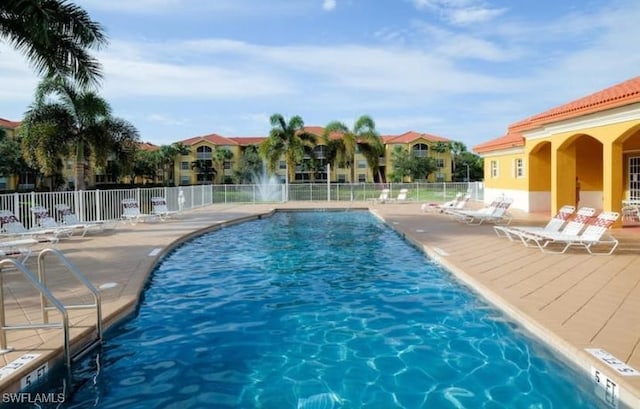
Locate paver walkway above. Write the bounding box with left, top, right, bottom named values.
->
left=0, top=202, right=638, bottom=407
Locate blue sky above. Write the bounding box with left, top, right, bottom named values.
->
left=1, top=0, right=639, bottom=149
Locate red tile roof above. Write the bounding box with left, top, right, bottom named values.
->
left=303, top=126, right=325, bottom=136
left=384, top=131, right=450, bottom=144
left=228, top=137, right=266, bottom=146
left=138, top=142, right=159, bottom=151
left=511, top=76, right=640, bottom=132
left=180, top=128, right=451, bottom=147
left=474, top=76, right=640, bottom=153
left=180, top=133, right=238, bottom=146
left=0, top=118, right=21, bottom=129
left=473, top=132, right=525, bottom=153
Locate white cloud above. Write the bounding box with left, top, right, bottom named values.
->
left=412, top=22, right=514, bottom=61
left=447, top=6, right=505, bottom=25
left=322, top=0, right=337, bottom=11
left=411, top=0, right=506, bottom=25
left=146, top=113, right=188, bottom=126
left=1, top=0, right=639, bottom=148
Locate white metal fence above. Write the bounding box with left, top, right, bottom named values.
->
left=0, top=182, right=483, bottom=229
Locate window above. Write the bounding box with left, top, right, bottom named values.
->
left=314, top=145, right=326, bottom=159
left=629, top=156, right=640, bottom=200
left=358, top=160, right=366, bottom=169
left=180, top=176, right=190, bottom=185
left=436, top=159, right=445, bottom=168
left=514, top=158, right=524, bottom=178
left=196, top=146, right=212, bottom=161
left=337, top=174, right=346, bottom=183
left=224, top=161, right=232, bottom=170
left=181, top=161, right=189, bottom=170
left=358, top=174, right=366, bottom=183
left=412, top=143, right=429, bottom=157
left=491, top=160, right=499, bottom=178
left=279, top=161, right=286, bottom=170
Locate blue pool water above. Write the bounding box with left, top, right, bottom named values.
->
left=56, top=211, right=603, bottom=408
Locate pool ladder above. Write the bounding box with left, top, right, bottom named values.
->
left=0, top=248, right=103, bottom=382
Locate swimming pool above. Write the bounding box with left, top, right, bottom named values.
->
left=54, top=211, right=604, bottom=408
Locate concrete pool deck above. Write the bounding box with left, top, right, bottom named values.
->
left=0, top=201, right=638, bottom=407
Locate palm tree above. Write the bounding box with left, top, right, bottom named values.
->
left=190, top=159, right=216, bottom=184
left=259, top=114, right=316, bottom=184
left=214, top=148, right=234, bottom=184
left=322, top=115, right=382, bottom=183
left=20, top=76, right=140, bottom=190
left=234, top=144, right=264, bottom=183
left=158, top=142, right=189, bottom=186
left=431, top=141, right=450, bottom=182
left=132, top=149, right=158, bottom=185
left=1, top=0, right=107, bottom=86
left=449, top=141, right=467, bottom=179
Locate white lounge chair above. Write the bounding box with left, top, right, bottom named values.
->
left=121, top=198, right=155, bottom=225
left=517, top=211, right=619, bottom=255
left=54, top=204, right=112, bottom=237
left=515, top=207, right=596, bottom=249
left=370, top=189, right=390, bottom=204
left=447, top=197, right=513, bottom=225
left=422, top=192, right=470, bottom=213
left=151, top=197, right=179, bottom=221
left=30, top=206, right=75, bottom=238
left=0, top=238, right=37, bottom=263
left=494, top=205, right=576, bottom=240
left=389, top=188, right=409, bottom=203
left=0, top=210, right=62, bottom=243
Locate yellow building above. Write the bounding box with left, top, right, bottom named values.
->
left=474, top=76, right=640, bottom=221
left=177, top=133, right=247, bottom=185
left=1, top=115, right=456, bottom=189
left=383, top=131, right=453, bottom=183
left=175, top=127, right=454, bottom=184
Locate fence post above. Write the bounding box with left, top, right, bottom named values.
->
left=12, top=192, right=18, bottom=219
left=94, top=190, right=100, bottom=221
left=28, top=191, right=36, bottom=228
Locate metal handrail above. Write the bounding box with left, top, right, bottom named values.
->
left=0, top=258, right=71, bottom=377
left=37, top=248, right=103, bottom=348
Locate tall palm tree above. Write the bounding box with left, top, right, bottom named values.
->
left=234, top=144, right=264, bottom=183
left=1, top=0, right=107, bottom=86
left=322, top=115, right=382, bottom=183
left=214, top=148, right=233, bottom=184
left=259, top=114, right=316, bottom=184
left=449, top=141, right=467, bottom=178
left=20, top=76, right=140, bottom=190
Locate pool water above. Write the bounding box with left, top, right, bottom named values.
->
left=56, top=211, right=603, bottom=408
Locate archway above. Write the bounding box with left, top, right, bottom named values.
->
left=555, top=134, right=603, bottom=210
left=527, top=141, right=551, bottom=212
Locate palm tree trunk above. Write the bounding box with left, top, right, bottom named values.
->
left=75, top=141, right=85, bottom=190
left=75, top=161, right=86, bottom=190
